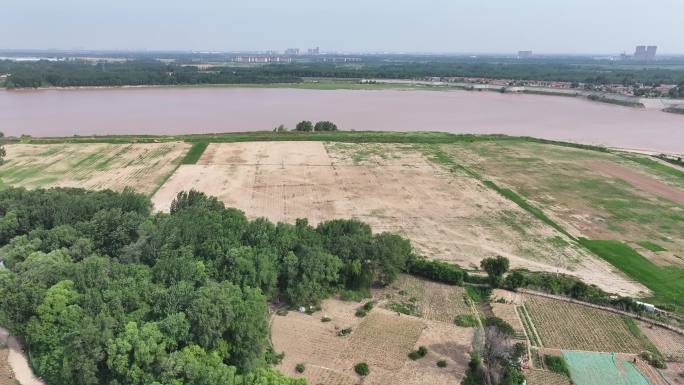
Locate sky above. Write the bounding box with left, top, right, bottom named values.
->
left=2, top=0, right=683, bottom=54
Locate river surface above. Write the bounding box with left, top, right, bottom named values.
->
left=1, top=87, right=682, bottom=153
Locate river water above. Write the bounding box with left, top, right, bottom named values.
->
left=0, top=87, right=682, bottom=153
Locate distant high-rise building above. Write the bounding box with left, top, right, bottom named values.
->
left=517, top=50, right=533, bottom=59
left=634, top=45, right=657, bottom=60
left=284, top=48, right=300, bottom=55
left=307, top=47, right=320, bottom=55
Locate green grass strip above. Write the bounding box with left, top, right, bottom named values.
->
left=483, top=180, right=573, bottom=239
left=635, top=241, right=666, bottom=252
left=181, top=142, right=209, bottom=164
left=579, top=239, right=684, bottom=312
left=10, top=131, right=608, bottom=153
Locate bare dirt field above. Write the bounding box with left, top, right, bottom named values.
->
left=637, top=321, right=684, bottom=362
left=271, top=298, right=473, bottom=385
left=0, top=143, right=190, bottom=195
left=0, top=348, right=13, bottom=385
left=445, top=141, right=684, bottom=268
left=586, top=160, right=684, bottom=206
left=663, top=362, right=684, bottom=385
left=152, top=141, right=645, bottom=296
left=491, top=302, right=525, bottom=338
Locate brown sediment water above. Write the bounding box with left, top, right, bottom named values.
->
left=0, top=87, right=682, bottom=153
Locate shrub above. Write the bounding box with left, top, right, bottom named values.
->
left=387, top=301, right=419, bottom=316
left=337, top=327, right=352, bottom=337
left=544, top=355, right=569, bottom=376
left=265, top=348, right=285, bottom=365
left=355, top=309, right=367, bottom=317
left=295, top=363, right=305, bottom=373
left=321, top=316, right=332, bottom=322
left=408, top=346, right=428, bottom=360
left=406, top=256, right=466, bottom=285
left=455, top=314, right=478, bottom=327
left=363, top=301, right=375, bottom=311
left=354, top=362, right=369, bottom=376
left=484, top=317, right=515, bottom=336
left=340, top=289, right=369, bottom=302
left=294, top=120, right=313, bottom=132
left=437, top=359, right=447, bottom=368
left=314, top=121, right=338, bottom=132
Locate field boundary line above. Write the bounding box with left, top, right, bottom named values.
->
left=519, top=304, right=544, bottom=348
left=514, top=305, right=534, bottom=366
left=519, top=289, right=684, bottom=336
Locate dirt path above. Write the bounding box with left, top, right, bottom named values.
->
left=0, top=328, right=45, bottom=385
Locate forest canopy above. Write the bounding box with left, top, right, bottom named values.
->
left=2, top=59, right=684, bottom=89
left=0, top=187, right=419, bottom=385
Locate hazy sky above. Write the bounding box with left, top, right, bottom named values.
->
left=3, top=0, right=683, bottom=54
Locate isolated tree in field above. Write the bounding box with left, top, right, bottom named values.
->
left=0, top=132, right=6, bottom=164
left=294, top=120, right=313, bottom=132
left=481, top=255, right=510, bottom=288
left=314, top=121, right=338, bottom=131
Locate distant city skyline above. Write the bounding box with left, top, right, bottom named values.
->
left=1, top=0, right=683, bottom=54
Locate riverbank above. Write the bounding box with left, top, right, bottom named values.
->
left=7, top=79, right=684, bottom=111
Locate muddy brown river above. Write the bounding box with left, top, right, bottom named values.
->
left=0, top=87, right=682, bottom=153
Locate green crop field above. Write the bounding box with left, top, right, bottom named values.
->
left=579, top=239, right=684, bottom=311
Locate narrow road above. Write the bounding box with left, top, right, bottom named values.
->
left=0, top=327, right=45, bottom=385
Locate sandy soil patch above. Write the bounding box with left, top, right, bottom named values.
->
left=0, top=328, right=44, bottom=385
left=0, top=348, right=13, bottom=385
left=662, top=362, right=684, bottom=385
left=152, top=141, right=645, bottom=296
left=0, top=143, right=189, bottom=195
left=586, top=160, right=684, bottom=206
left=271, top=298, right=473, bottom=385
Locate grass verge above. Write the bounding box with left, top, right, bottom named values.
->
left=483, top=180, right=573, bottom=239
left=579, top=239, right=684, bottom=312
left=181, top=142, right=209, bottom=164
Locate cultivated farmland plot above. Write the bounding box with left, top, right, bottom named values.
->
left=637, top=321, right=684, bottom=362
left=0, top=143, right=190, bottom=195
left=524, top=295, right=649, bottom=353
left=152, top=141, right=644, bottom=296
left=378, top=275, right=472, bottom=323
left=525, top=369, right=572, bottom=385
left=271, top=298, right=473, bottom=385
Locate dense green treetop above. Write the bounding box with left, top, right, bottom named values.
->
left=0, top=187, right=414, bottom=385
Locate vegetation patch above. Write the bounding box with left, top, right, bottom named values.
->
left=455, top=314, right=478, bottom=327
left=354, top=362, right=369, bottom=376
left=635, top=240, right=666, bottom=252
left=181, top=141, right=209, bottom=164
left=407, top=346, right=428, bottom=360
left=544, top=355, right=570, bottom=376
